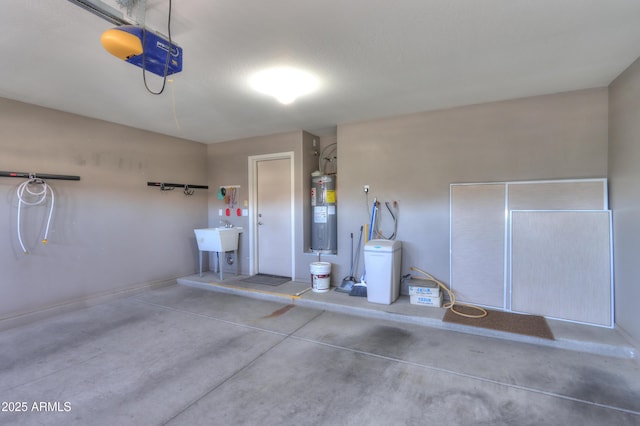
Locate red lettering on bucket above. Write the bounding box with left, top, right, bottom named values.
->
left=311, top=272, right=331, bottom=292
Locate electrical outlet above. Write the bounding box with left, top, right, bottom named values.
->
left=364, top=185, right=370, bottom=193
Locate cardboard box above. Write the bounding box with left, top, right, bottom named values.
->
left=410, top=294, right=442, bottom=307
left=402, top=277, right=441, bottom=296
left=408, top=284, right=440, bottom=297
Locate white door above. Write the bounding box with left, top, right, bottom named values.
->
left=256, top=157, right=292, bottom=277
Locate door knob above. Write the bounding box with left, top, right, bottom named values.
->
left=258, top=221, right=264, bottom=226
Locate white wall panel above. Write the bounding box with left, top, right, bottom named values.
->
left=508, top=180, right=607, bottom=210
left=451, top=184, right=506, bottom=308
left=451, top=178, right=611, bottom=326
left=510, top=211, right=612, bottom=327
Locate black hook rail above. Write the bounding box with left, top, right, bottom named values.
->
left=0, top=171, right=81, bottom=181
left=147, top=182, right=208, bottom=189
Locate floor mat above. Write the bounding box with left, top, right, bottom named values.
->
left=443, top=306, right=554, bottom=340
left=240, top=274, right=291, bottom=286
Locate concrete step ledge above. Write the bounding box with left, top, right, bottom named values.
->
left=178, top=275, right=637, bottom=360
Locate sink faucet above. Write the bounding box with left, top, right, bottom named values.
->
left=220, top=219, right=233, bottom=228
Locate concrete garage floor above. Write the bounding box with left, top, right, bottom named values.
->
left=1, top=281, right=639, bottom=425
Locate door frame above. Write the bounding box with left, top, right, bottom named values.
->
left=248, top=151, right=296, bottom=278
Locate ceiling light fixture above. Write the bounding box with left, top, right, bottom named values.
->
left=249, top=66, right=319, bottom=105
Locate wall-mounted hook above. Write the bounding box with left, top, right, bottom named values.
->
left=147, top=182, right=209, bottom=194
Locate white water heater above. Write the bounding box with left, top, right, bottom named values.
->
left=311, top=173, right=337, bottom=253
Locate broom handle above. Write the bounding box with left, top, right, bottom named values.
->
left=348, top=233, right=355, bottom=276
left=353, top=226, right=363, bottom=277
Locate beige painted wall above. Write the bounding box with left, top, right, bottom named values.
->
left=0, top=98, right=208, bottom=324
left=609, top=57, right=640, bottom=344
left=206, top=130, right=319, bottom=280
left=335, top=88, right=609, bottom=287
left=203, top=89, right=608, bottom=297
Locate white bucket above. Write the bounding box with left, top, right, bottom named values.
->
left=310, top=262, right=331, bottom=292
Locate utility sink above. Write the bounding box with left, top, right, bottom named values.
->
left=194, top=227, right=243, bottom=279
left=194, top=227, right=243, bottom=252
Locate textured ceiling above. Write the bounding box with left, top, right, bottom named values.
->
left=2, top=0, right=640, bottom=143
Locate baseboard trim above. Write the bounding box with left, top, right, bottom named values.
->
left=0, top=278, right=176, bottom=332
left=616, top=323, right=640, bottom=359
